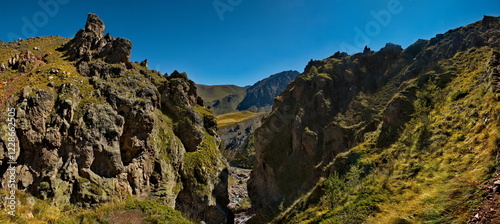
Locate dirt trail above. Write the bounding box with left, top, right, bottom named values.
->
left=469, top=172, right=500, bottom=224
left=107, top=210, right=145, bottom=224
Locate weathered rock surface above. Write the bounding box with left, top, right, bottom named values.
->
left=7, top=50, right=45, bottom=72
left=65, top=13, right=132, bottom=64
left=218, top=113, right=266, bottom=164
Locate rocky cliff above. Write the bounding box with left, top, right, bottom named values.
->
left=0, top=14, right=231, bottom=224
left=248, top=16, right=500, bottom=223
left=217, top=111, right=267, bottom=168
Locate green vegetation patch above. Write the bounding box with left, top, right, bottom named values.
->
left=125, top=200, right=192, bottom=224
left=0, top=189, right=191, bottom=224
left=182, top=131, right=226, bottom=195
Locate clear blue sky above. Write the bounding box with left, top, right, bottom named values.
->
left=1, top=0, right=499, bottom=86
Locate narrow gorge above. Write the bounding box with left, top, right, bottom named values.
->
left=1, top=12, right=500, bottom=224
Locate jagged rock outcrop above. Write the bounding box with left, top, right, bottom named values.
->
left=489, top=51, right=500, bottom=94
left=65, top=13, right=132, bottom=64
left=0, top=14, right=231, bottom=224
left=7, top=51, right=45, bottom=72
left=159, top=70, right=208, bottom=152
left=248, top=16, right=500, bottom=223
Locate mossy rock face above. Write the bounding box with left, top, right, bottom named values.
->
left=376, top=85, right=417, bottom=148
left=0, top=14, right=230, bottom=223
left=176, top=132, right=232, bottom=223
left=70, top=177, right=111, bottom=207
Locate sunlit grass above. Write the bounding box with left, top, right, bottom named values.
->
left=216, top=110, right=267, bottom=127
left=0, top=190, right=192, bottom=224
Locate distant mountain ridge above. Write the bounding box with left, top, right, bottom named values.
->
left=197, top=70, right=300, bottom=114
left=196, top=84, right=246, bottom=114
left=237, top=70, right=300, bottom=112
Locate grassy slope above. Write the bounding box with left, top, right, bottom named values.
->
left=196, top=84, right=247, bottom=115
left=278, top=47, right=499, bottom=223
left=216, top=110, right=267, bottom=128
left=0, top=190, right=192, bottom=224
left=196, top=84, right=246, bottom=102
left=0, top=37, right=94, bottom=110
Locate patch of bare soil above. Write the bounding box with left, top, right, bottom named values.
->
left=107, top=210, right=145, bottom=224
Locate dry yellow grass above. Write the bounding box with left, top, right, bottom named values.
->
left=216, top=110, right=267, bottom=127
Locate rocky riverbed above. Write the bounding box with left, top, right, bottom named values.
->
left=228, top=166, right=254, bottom=224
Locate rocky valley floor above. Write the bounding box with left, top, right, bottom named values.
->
left=228, top=166, right=254, bottom=224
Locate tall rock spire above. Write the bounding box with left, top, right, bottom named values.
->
left=65, top=13, right=132, bottom=64
left=84, top=13, right=105, bottom=39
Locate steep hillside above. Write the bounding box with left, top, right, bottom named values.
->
left=197, top=70, right=299, bottom=115
left=248, top=16, right=500, bottom=223
left=0, top=14, right=231, bottom=224
left=196, top=84, right=246, bottom=115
